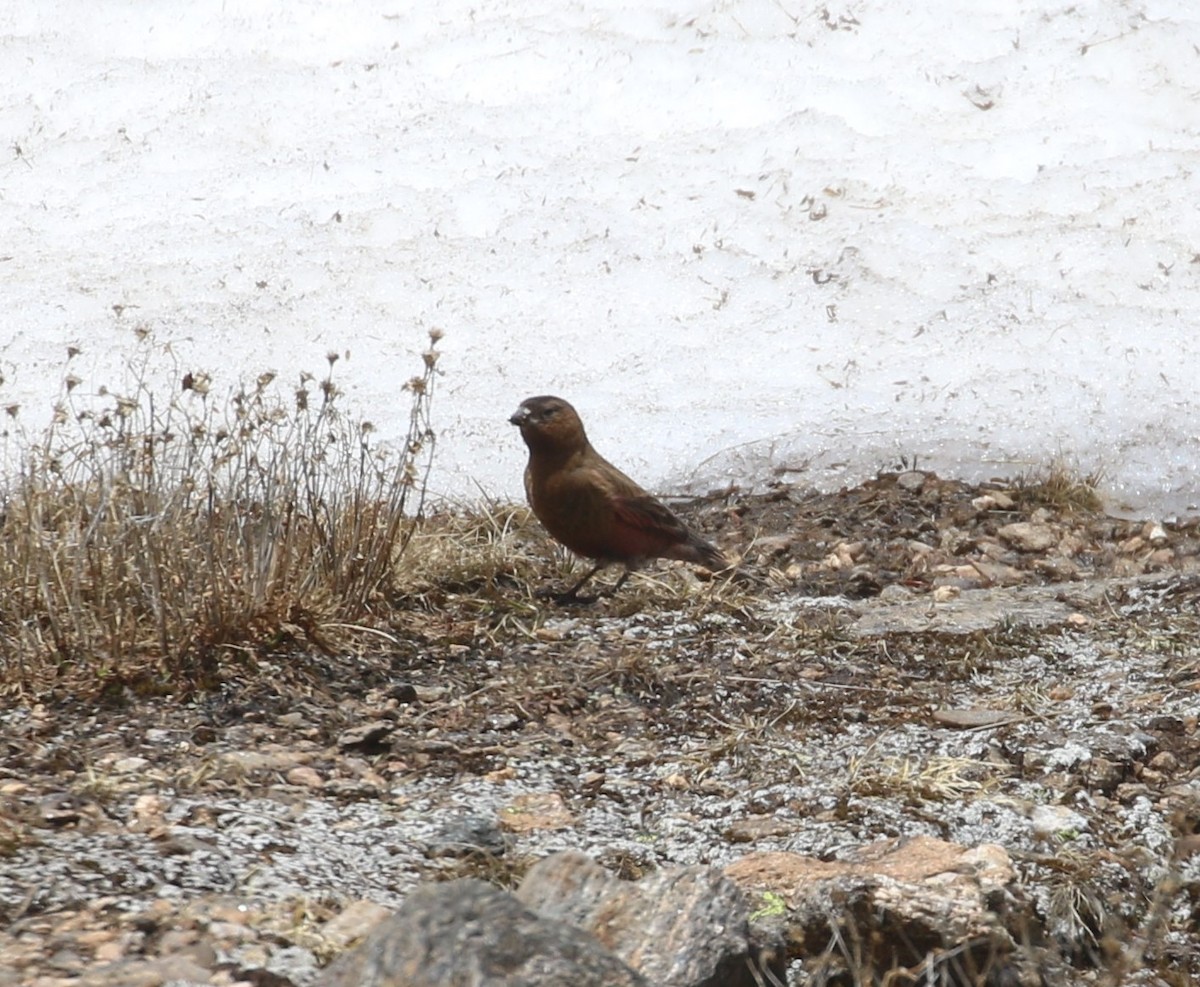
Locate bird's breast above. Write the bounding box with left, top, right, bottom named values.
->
left=526, top=468, right=618, bottom=560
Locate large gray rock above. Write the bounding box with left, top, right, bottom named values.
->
left=317, top=878, right=647, bottom=987
left=517, top=850, right=784, bottom=987
left=317, top=852, right=784, bottom=987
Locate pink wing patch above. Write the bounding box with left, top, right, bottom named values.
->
left=609, top=495, right=688, bottom=559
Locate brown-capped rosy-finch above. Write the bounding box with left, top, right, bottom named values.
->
left=510, top=395, right=727, bottom=602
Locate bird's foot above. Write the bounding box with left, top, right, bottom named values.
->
left=725, top=564, right=764, bottom=587
left=557, top=591, right=600, bottom=605
left=533, top=584, right=599, bottom=605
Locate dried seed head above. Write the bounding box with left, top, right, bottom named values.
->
left=183, top=372, right=211, bottom=395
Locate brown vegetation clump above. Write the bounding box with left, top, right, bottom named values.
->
left=0, top=330, right=442, bottom=701
left=1011, top=460, right=1105, bottom=515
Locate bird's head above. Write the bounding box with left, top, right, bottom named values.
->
left=509, top=395, right=588, bottom=455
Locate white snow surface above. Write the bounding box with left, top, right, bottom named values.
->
left=2, top=0, right=1198, bottom=514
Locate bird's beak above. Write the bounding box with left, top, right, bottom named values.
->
left=509, top=406, right=529, bottom=426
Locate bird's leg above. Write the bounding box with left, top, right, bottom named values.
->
left=600, top=566, right=634, bottom=598
left=536, top=562, right=605, bottom=604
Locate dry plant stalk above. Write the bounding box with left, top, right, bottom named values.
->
left=0, top=330, right=442, bottom=699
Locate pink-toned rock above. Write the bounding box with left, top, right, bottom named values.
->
left=286, top=766, right=325, bottom=788
left=321, top=900, right=393, bottom=950
left=997, top=521, right=1058, bottom=553
left=726, top=836, right=1032, bottom=983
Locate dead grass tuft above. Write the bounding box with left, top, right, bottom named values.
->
left=396, top=502, right=543, bottom=598
left=1011, top=460, right=1105, bottom=515
left=846, top=752, right=1001, bottom=803
left=0, top=330, right=441, bottom=701
left=425, top=849, right=534, bottom=892
left=586, top=646, right=670, bottom=697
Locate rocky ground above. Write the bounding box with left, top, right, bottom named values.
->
left=1, top=470, right=1198, bottom=985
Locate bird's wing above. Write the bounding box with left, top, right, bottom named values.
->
left=609, top=492, right=690, bottom=543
